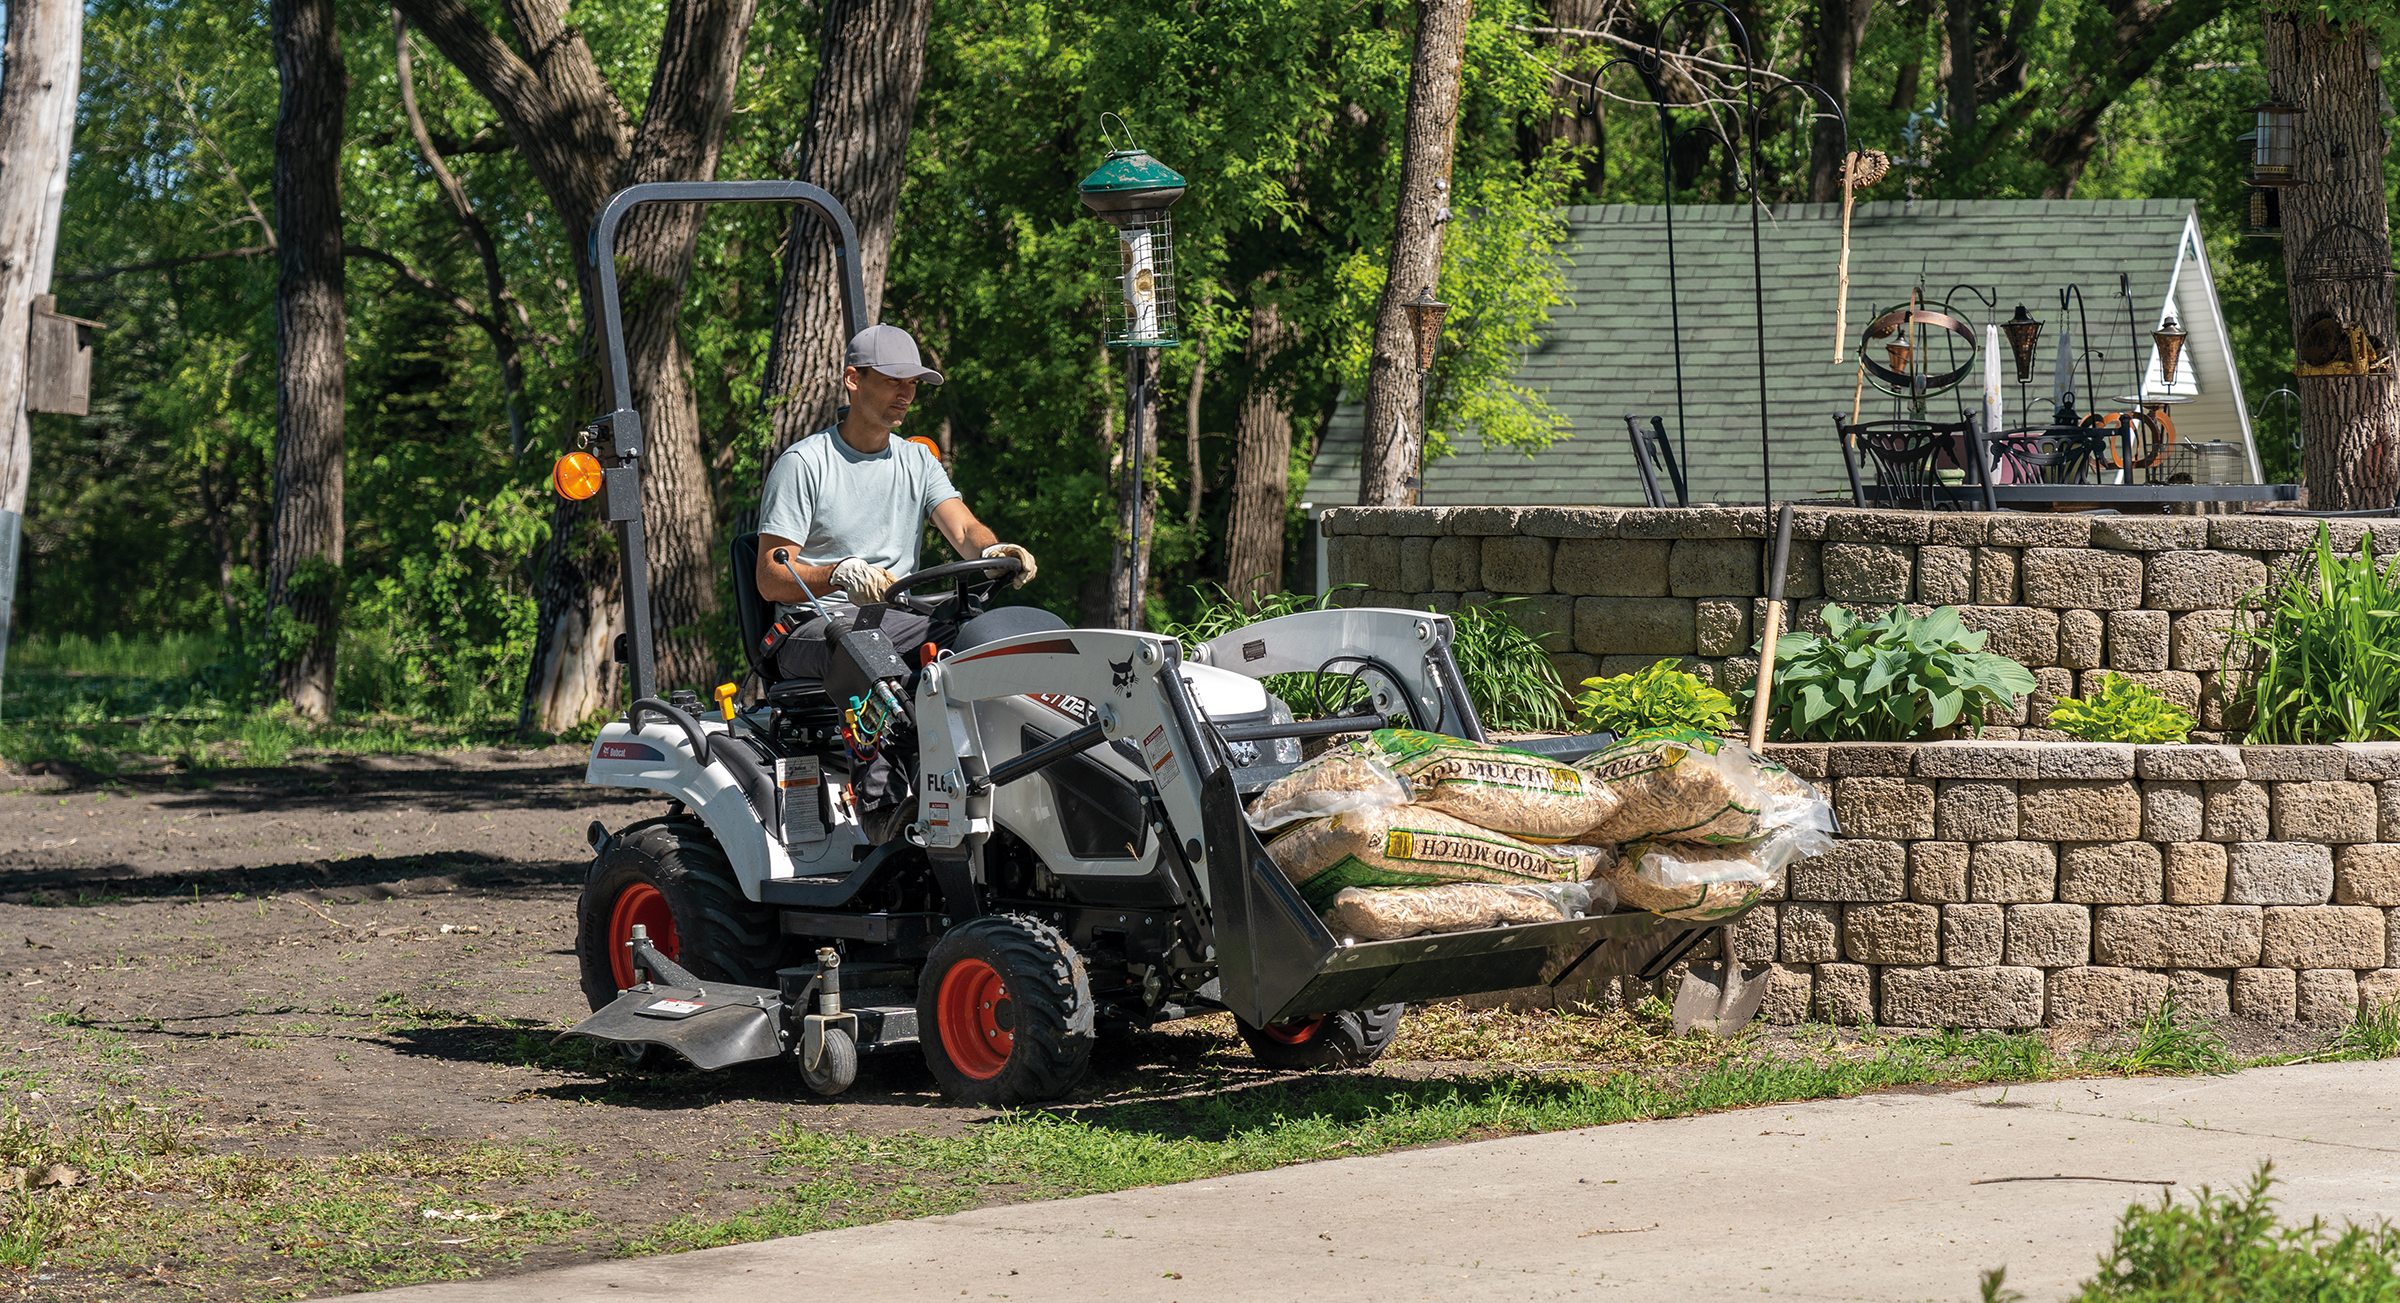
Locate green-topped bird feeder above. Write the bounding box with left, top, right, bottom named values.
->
left=1079, top=124, right=1186, bottom=349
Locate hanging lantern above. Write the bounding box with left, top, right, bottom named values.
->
left=2250, top=102, right=2303, bottom=187
left=1402, top=289, right=1448, bottom=372
left=2152, top=316, right=2189, bottom=386
left=2001, top=305, right=2042, bottom=385
left=1885, top=340, right=1914, bottom=376
left=1078, top=135, right=1187, bottom=349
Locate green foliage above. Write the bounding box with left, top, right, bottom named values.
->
left=1158, top=587, right=1566, bottom=731
left=1747, top=605, right=2037, bottom=743
left=2236, top=526, right=2400, bottom=744
left=2064, top=1164, right=2400, bottom=1302
left=2326, top=999, right=2400, bottom=1063
left=2101, top=994, right=2236, bottom=1077
left=2050, top=673, right=2195, bottom=745
left=1573, top=662, right=1734, bottom=737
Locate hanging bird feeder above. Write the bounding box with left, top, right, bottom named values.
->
left=2249, top=102, right=2303, bottom=188
left=1078, top=121, right=1187, bottom=349
left=2152, top=316, right=2189, bottom=386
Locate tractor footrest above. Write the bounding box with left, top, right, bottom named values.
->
left=556, top=982, right=786, bottom=1070
left=853, top=1004, right=918, bottom=1052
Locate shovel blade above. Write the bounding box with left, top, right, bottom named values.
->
left=1671, top=961, right=1772, bottom=1037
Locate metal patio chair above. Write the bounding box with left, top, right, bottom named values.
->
left=1836, top=416, right=1989, bottom=511
left=1623, top=414, right=1688, bottom=508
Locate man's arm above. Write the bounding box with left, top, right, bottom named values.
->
left=755, top=535, right=841, bottom=604
left=930, top=498, right=999, bottom=560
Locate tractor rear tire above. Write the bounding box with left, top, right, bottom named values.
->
left=577, top=817, right=788, bottom=1012
left=917, top=914, right=1095, bottom=1106
left=1236, top=1004, right=1406, bottom=1070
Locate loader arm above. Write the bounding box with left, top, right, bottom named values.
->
left=1190, top=607, right=1484, bottom=743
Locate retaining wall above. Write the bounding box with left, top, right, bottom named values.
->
left=1697, top=739, right=2400, bottom=1029
left=1315, top=505, right=2396, bottom=742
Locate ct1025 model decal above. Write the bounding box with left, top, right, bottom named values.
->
left=1026, top=692, right=1095, bottom=726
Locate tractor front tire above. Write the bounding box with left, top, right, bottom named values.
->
left=1237, top=1004, right=1406, bottom=1070
left=917, top=914, right=1095, bottom=1106
left=577, top=817, right=787, bottom=1012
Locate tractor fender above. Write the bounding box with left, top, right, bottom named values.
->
left=586, top=719, right=789, bottom=900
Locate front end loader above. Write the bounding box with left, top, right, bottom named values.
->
left=550, top=181, right=1755, bottom=1104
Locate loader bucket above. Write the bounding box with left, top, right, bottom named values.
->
left=1195, top=758, right=1723, bottom=1027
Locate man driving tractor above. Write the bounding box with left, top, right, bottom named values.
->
left=753, top=323, right=1038, bottom=682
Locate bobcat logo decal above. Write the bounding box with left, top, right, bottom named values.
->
left=1109, top=655, right=1137, bottom=693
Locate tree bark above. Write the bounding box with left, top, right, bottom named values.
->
left=1531, top=0, right=1610, bottom=199
left=1105, top=350, right=1162, bottom=628
left=1358, top=0, right=1472, bottom=507
left=1888, top=0, right=1928, bottom=111
left=760, top=0, right=934, bottom=451
left=1184, top=322, right=1207, bottom=531
left=2013, top=0, right=2228, bottom=196
left=0, top=0, right=81, bottom=678
left=269, top=0, right=348, bottom=720
left=1223, top=300, right=1291, bottom=605
left=395, top=0, right=760, bottom=731
left=1807, top=0, right=1873, bottom=202
left=1944, top=0, right=1979, bottom=142
left=2266, top=5, right=2399, bottom=511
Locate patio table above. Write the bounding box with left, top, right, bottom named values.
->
left=1860, top=483, right=2301, bottom=511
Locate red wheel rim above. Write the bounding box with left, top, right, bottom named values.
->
left=607, top=882, right=679, bottom=990
left=1258, top=1016, right=1324, bottom=1045
left=936, top=957, right=1013, bottom=1080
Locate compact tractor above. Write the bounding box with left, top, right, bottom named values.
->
left=554, top=182, right=1744, bottom=1105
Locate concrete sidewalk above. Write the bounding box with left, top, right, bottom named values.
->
left=349, top=1061, right=2400, bottom=1303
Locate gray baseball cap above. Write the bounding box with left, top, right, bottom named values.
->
left=844, top=324, right=944, bottom=384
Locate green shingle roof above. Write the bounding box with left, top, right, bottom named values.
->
left=1309, top=198, right=2223, bottom=507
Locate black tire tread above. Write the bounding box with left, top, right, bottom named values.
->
left=916, top=913, right=1095, bottom=1106
left=576, top=817, right=787, bottom=1012
left=1238, top=1002, right=1407, bottom=1070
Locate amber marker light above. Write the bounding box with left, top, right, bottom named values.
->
left=553, top=450, right=604, bottom=501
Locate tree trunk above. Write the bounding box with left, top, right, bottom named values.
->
left=1531, top=0, right=1608, bottom=199
left=2267, top=5, right=2399, bottom=511
left=395, top=0, right=761, bottom=731
left=760, top=0, right=933, bottom=451
left=269, top=0, right=347, bottom=721
left=1357, top=0, right=1472, bottom=507
left=1106, top=349, right=1161, bottom=628
left=1223, top=301, right=1291, bottom=605
left=1807, top=0, right=1873, bottom=202
left=1944, top=0, right=1979, bottom=143
left=1888, top=0, right=1927, bottom=111
left=0, top=0, right=81, bottom=683
left=1184, top=321, right=1207, bottom=530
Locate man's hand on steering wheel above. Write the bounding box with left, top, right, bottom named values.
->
left=880, top=554, right=1027, bottom=616
left=981, top=543, right=1037, bottom=588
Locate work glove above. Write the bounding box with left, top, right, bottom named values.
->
left=832, top=557, right=898, bottom=603
left=982, top=542, right=1038, bottom=588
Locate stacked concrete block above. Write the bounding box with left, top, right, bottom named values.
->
left=1316, top=506, right=2400, bottom=1029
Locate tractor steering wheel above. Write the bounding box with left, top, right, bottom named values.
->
left=881, top=555, right=1024, bottom=617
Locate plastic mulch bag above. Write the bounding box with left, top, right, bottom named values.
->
left=1577, top=728, right=1772, bottom=846
left=1595, top=825, right=1836, bottom=921
left=1266, top=805, right=1608, bottom=913
left=1755, top=760, right=1838, bottom=836
left=1325, top=879, right=1612, bottom=942
left=1245, top=743, right=1412, bottom=831
left=1369, top=728, right=1620, bottom=844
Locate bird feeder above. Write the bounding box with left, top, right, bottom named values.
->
left=1402, top=289, right=1448, bottom=372
left=2152, top=316, right=2189, bottom=386
left=2250, top=102, right=2303, bottom=187
left=2246, top=187, right=2283, bottom=239
left=2001, top=305, right=2042, bottom=386
left=1078, top=132, right=1186, bottom=349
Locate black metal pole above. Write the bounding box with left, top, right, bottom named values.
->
left=1123, top=346, right=1149, bottom=631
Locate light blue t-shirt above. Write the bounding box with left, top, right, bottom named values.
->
left=757, top=427, right=960, bottom=595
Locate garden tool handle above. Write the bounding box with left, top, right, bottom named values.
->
left=1748, top=503, right=1795, bottom=751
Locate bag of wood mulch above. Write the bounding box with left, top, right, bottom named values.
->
left=1245, top=744, right=1412, bottom=831
left=1577, top=729, right=1775, bottom=846
left=1266, top=805, right=1607, bottom=913
left=1368, top=728, right=1620, bottom=844
left=1594, top=825, right=1836, bottom=922
left=1325, top=879, right=1613, bottom=942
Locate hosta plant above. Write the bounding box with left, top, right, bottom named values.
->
left=1749, top=604, right=2036, bottom=743
left=2049, top=673, right=2194, bottom=744
left=1573, top=661, right=1734, bottom=737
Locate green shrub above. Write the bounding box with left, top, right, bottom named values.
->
left=1158, top=585, right=1566, bottom=731
left=2050, top=673, right=2195, bottom=744
left=1744, top=604, right=2036, bottom=743
left=2235, top=524, right=2400, bottom=743
left=1573, top=662, right=1733, bottom=737
left=2054, top=1163, right=2400, bottom=1302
